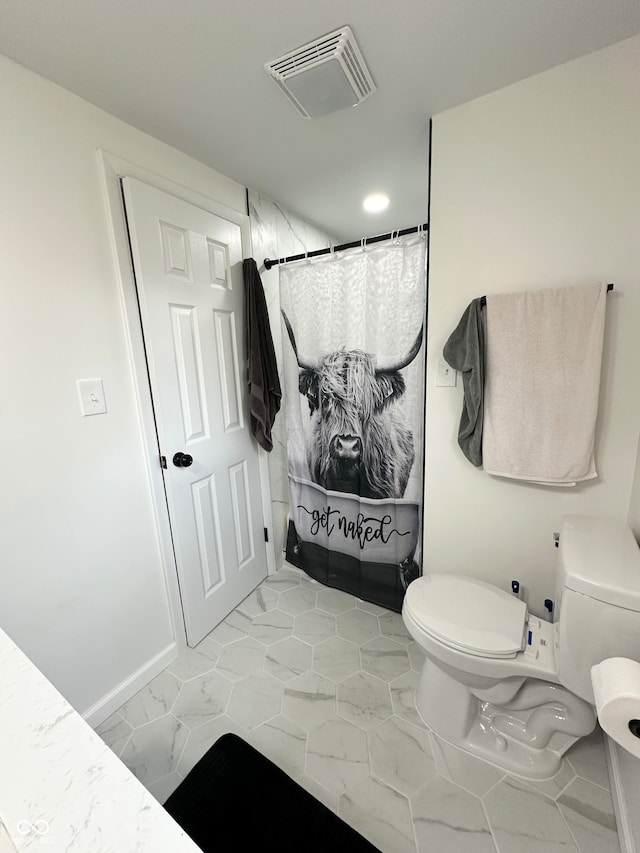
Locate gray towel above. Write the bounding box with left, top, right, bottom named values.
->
left=243, top=258, right=281, bottom=452
left=443, top=299, right=485, bottom=467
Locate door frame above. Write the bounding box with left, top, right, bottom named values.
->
left=98, top=150, right=276, bottom=649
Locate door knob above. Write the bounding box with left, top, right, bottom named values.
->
left=173, top=452, right=193, bottom=468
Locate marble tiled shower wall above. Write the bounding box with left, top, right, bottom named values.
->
left=248, top=191, right=337, bottom=568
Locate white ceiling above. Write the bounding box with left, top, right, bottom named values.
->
left=1, top=0, right=640, bottom=240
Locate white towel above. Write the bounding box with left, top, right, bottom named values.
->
left=482, top=283, right=606, bottom=485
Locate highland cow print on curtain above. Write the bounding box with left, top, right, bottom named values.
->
left=280, top=234, right=426, bottom=612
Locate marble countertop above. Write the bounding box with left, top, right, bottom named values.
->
left=0, top=628, right=201, bottom=852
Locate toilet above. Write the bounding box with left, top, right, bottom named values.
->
left=402, top=515, right=640, bottom=779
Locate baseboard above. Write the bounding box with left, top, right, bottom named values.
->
left=81, top=642, right=178, bottom=728
left=604, top=735, right=636, bottom=853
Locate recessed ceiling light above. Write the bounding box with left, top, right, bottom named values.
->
left=363, top=193, right=389, bottom=213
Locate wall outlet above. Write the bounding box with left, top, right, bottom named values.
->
left=436, top=356, right=457, bottom=387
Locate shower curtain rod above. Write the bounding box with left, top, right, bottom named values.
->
left=262, top=222, right=429, bottom=270
left=479, top=283, right=614, bottom=307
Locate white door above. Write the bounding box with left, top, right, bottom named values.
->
left=122, top=177, right=267, bottom=646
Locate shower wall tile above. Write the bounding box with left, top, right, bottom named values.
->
left=248, top=190, right=336, bottom=569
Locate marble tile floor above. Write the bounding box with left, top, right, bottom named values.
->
left=94, top=565, right=620, bottom=853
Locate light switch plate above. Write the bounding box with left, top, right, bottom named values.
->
left=77, top=379, right=107, bottom=416
left=436, top=356, right=457, bottom=387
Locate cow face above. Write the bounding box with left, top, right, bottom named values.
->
left=298, top=350, right=405, bottom=433
left=300, top=350, right=407, bottom=493
left=282, top=311, right=423, bottom=499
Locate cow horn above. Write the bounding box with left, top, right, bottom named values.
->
left=376, top=325, right=424, bottom=373
left=281, top=310, right=319, bottom=370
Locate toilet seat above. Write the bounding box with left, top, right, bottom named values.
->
left=404, top=575, right=527, bottom=659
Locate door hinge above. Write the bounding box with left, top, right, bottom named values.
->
left=160, top=455, right=167, bottom=469
left=264, top=527, right=269, bottom=543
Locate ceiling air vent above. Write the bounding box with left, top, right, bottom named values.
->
left=265, top=26, right=376, bottom=119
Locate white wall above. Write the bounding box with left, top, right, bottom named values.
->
left=621, top=436, right=640, bottom=853
left=0, top=55, right=247, bottom=716
left=248, top=191, right=335, bottom=567
left=627, top=434, right=640, bottom=538
left=426, top=34, right=640, bottom=616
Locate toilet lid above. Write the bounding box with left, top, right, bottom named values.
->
left=405, top=575, right=527, bottom=658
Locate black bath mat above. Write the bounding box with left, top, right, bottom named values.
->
left=164, top=733, right=380, bottom=852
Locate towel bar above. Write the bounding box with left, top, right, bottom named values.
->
left=479, top=283, right=613, bottom=308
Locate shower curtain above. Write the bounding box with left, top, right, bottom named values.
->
left=280, top=234, right=426, bottom=612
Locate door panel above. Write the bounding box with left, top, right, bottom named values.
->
left=122, top=177, right=267, bottom=645
left=192, top=475, right=224, bottom=593
left=170, top=303, right=208, bottom=441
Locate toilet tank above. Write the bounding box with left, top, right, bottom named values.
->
left=556, top=515, right=640, bottom=703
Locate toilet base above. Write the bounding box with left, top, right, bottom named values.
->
left=416, top=657, right=596, bottom=780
